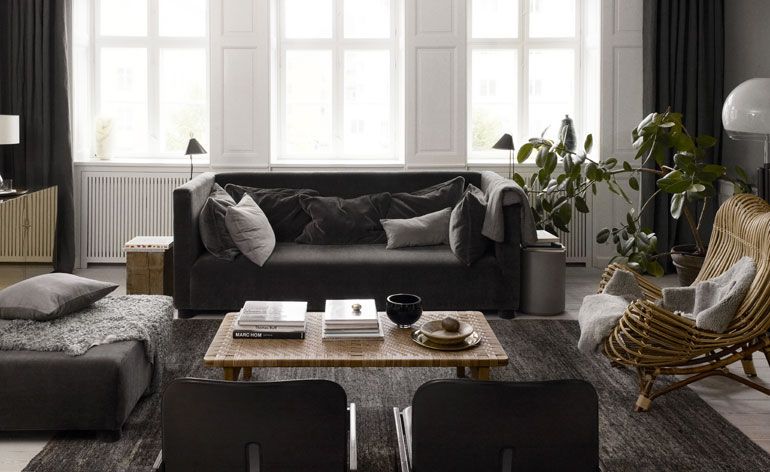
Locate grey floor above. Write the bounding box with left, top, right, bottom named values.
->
left=0, top=264, right=768, bottom=470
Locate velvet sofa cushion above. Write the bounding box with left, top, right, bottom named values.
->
left=450, top=184, right=490, bottom=266
left=380, top=207, right=452, bottom=249
left=0, top=273, right=118, bottom=321
left=387, top=176, right=466, bottom=219
left=199, top=183, right=239, bottom=260
left=224, top=184, right=319, bottom=241
left=225, top=195, right=276, bottom=267
left=296, top=192, right=392, bottom=244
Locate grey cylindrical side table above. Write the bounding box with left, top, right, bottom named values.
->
left=520, top=243, right=566, bottom=315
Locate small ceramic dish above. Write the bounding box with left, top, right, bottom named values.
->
left=419, top=319, right=474, bottom=345
left=411, top=329, right=481, bottom=351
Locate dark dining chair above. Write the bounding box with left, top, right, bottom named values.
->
left=153, top=378, right=357, bottom=471
left=393, top=379, right=599, bottom=472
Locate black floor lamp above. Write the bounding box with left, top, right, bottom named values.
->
left=185, top=137, right=207, bottom=180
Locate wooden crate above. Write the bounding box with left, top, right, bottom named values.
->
left=126, top=248, right=173, bottom=296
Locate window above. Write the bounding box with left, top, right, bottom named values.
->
left=275, top=0, right=401, bottom=163
left=468, top=0, right=599, bottom=162
left=79, top=0, right=209, bottom=158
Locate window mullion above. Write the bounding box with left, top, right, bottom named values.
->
left=148, top=0, right=160, bottom=155
left=334, top=0, right=343, bottom=157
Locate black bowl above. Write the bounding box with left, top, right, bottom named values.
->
left=386, top=293, right=423, bottom=328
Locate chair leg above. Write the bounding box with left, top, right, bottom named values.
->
left=741, top=358, right=758, bottom=378
left=635, top=372, right=656, bottom=412
left=764, top=347, right=770, bottom=369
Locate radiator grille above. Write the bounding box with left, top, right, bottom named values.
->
left=0, top=187, right=58, bottom=263
left=83, top=174, right=187, bottom=263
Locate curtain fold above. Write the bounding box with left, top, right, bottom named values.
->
left=641, top=0, right=725, bottom=265
left=0, top=0, right=75, bottom=272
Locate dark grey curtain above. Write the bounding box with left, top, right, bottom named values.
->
left=0, top=0, right=75, bottom=272
left=642, top=0, right=724, bottom=264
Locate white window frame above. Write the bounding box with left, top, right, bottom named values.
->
left=274, top=0, right=403, bottom=164
left=467, top=0, right=589, bottom=163
left=90, top=0, right=210, bottom=159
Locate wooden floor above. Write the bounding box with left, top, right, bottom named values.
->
left=0, top=264, right=768, bottom=470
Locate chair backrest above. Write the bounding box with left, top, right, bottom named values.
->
left=696, top=194, right=770, bottom=334
left=161, top=378, right=348, bottom=472
left=410, top=379, right=599, bottom=471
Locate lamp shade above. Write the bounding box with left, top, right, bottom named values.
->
left=722, top=78, right=770, bottom=140
left=0, top=115, right=20, bottom=145
left=492, top=133, right=515, bottom=151
left=185, top=137, right=207, bottom=155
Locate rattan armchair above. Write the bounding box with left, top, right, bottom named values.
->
left=600, top=194, right=770, bottom=412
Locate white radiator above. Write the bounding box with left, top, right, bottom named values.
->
left=81, top=173, right=187, bottom=264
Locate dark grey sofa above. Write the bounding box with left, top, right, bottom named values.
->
left=0, top=341, right=152, bottom=434
left=173, top=171, right=523, bottom=316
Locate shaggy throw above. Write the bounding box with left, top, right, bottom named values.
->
left=0, top=295, right=173, bottom=390
left=578, top=269, right=642, bottom=353
left=661, top=256, right=756, bottom=333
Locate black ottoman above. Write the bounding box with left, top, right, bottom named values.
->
left=0, top=340, right=152, bottom=434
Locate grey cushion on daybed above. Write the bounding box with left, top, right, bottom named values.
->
left=381, top=207, right=452, bottom=249
left=0, top=273, right=118, bottom=321
left=450, top=184, right=490, bottom=266
left=199, top=183, right=239, bottom=261
left=225, top=195, right=276, bottom=267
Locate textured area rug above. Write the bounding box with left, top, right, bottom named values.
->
left=24, top=319, right=770, bottom=471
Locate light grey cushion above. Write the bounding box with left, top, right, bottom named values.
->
left=199, top=183, right=239, bottom=261
left=225, top=195, right=276, bottom=267
left=380, top=208, right=452, bottom=250
left=0, top=273, right=118, bottom=321
left=449, top=184, right=490, bottom=266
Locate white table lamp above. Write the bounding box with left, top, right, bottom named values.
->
left=0, top=115, right=21, bottom=187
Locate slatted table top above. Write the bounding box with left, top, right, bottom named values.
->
left=204, top=311, right=509, bottom=369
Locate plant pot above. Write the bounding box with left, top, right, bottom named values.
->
left=670, top=244, right=705, bottom=286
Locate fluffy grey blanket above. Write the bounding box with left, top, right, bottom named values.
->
left=480, top=172, right=538, bottom=245
left=578, top=257, right=756, bottom=353
left=661, top=256, right=755, bottom=333
left=0, top=295, right=173, bottom=391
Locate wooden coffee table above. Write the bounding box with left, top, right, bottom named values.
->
left=204, top=311, right=508, bottom=381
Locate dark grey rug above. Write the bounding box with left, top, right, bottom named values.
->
left=23, top=319, right=770, bottom=472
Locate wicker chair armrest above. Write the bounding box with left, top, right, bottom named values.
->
left=598, top=263, right=663, bottom=301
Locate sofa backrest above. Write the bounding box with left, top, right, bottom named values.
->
left=214, top=171, right=483, bottom=198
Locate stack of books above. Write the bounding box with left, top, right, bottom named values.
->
left=322, top=299, right=383, bottom=341
left=233, top=301, right=307, bottom=339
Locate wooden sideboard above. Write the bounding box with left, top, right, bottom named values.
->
left=0, top=186, right=58, bottom=263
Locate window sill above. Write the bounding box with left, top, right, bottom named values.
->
left=73, top=157, right=210, bottom=167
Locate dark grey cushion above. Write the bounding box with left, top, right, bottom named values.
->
left=199, top=184, right=239, bottom=261
left=450, top=184, right=490, bottom=266
left=387, top=177, right=466, bottom=219
left=0, top=273, right=118, bottom=321
left=381, top=208, right=451, bottom=249
left=225, top=195, right=276, bottom=267
left=225, top=184, right=319, bottom=241
left=296, top=193, right=392, bottom=244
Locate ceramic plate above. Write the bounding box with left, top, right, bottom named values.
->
left=411, top=329, right=481, bottom=351
left=419, top=319, right=474, bottom=345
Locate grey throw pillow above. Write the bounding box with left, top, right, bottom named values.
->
left=387, top=177, right=466, bottom=219
left=199, top=183, right=239, bottom=261
left=450, top=184, right=490, bottom=266
left=380, top=208, right=452, bottom=249
left=225, top=195, right=276, bottom=267
left=0, top=273, right=118, bottom=321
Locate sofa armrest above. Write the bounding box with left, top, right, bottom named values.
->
left=173, top=173, right=215, bottom=310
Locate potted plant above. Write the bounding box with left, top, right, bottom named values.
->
left=513, top=110, right=750, bottom=284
